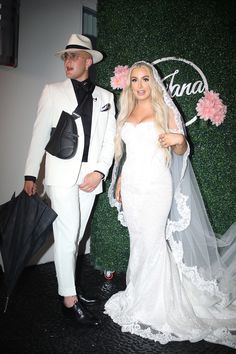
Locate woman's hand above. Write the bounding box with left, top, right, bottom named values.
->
left=115, top=176, right=122, bottom=203
left=159, top=133, right=187, bottom=155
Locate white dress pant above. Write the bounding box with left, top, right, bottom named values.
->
left=47, top=184, right=96, bottom=296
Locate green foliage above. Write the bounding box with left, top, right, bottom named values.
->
left=90, top=0, right=236, bottom=271
left=90, top=179, right=130, bottom=272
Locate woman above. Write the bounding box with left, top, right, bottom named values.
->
left=105, top=61, right=236, bottom=348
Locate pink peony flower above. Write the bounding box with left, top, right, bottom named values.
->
left=196, top=90, right=227, bottom=126
left=110, top=65, right=129, bottom=90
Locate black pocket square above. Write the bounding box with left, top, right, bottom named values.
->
left=100, top=103, right=111, bottom=112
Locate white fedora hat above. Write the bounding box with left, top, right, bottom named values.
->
left=56, top=34, right=103, bottom=64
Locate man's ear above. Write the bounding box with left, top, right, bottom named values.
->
left=86, top=58, right=93, bottom=70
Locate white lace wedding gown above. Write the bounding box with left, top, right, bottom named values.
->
left=105, top=120, right=236, bottom=348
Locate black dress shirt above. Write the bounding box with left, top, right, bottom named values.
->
left=71, top=78, right=95, bottom=162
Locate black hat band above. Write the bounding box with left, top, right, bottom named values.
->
left=65, top=44, right=90, bottom=50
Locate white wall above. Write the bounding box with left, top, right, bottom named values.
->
left=0, top=0, right=97, bottom=265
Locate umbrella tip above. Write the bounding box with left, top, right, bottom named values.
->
left=3, top=296, right=9, bottom=313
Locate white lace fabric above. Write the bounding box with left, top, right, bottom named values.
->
left=106, top=61, right=236, bottom=349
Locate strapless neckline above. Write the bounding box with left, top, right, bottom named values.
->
left=125, top=120, right=155, bottom=127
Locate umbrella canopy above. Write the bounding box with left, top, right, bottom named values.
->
left=0, top=190, right=57, bottom=310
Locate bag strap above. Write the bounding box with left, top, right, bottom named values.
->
left=72, top=111, right=81, bottom=120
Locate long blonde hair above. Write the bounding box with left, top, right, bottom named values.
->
left=115, top=62, right=171, bottom=163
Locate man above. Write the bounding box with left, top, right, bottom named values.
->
left=24, top=34, right=116, bottom=326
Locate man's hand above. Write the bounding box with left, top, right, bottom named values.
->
left=24, top=181, right=37, bottom=196
left=79, top=171, right=103, bottom=193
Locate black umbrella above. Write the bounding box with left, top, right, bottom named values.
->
left=0, top=190, right=57, bottom=311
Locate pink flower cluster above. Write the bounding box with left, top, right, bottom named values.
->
left=110, top=65, right=129, bottom=90
left=196, top=90, right=227, bottom=126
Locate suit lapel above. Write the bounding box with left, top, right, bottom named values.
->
left=63, top=79, right=77, bottom=111
left=90, top=86, right=101, bottom=139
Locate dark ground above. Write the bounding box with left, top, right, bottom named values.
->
left=0, top=255, right=235, bottom=354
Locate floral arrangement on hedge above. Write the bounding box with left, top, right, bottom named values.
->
left=110, top=65, right=129, bottom=90
left=195, top=90, right=227, bottom=126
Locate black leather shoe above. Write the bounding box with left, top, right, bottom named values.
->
left=78, top=293, right=99, bottom=305
left=62, top=302, right=100, bottom=327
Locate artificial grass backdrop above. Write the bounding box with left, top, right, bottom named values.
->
left=90, top=0, right=236, bottom=272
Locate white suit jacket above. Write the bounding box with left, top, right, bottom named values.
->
left=25, top=79, right=116, bottom=194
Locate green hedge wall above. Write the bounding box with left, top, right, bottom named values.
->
left=90, top=0, right=236, bottom=272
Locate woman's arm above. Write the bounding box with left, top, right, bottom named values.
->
left=159, top=107, right=187, bottom=155
left=115, top=176, right=122, bottom=203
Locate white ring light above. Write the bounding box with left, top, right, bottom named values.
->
left=152, top=57, right=209, bottom=126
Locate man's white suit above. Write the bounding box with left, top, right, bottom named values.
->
left=25, top=79, right=116, bottom=296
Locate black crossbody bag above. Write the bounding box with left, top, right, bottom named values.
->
left=45, top=110, right=80, bottom=159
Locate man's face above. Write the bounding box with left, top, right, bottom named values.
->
left=62, top=51, right=92, bottom=81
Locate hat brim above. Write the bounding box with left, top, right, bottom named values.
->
left=55, top=48, right=103, bottom=64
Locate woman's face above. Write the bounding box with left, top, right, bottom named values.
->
left=130, top=66, right=151, bottom=101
